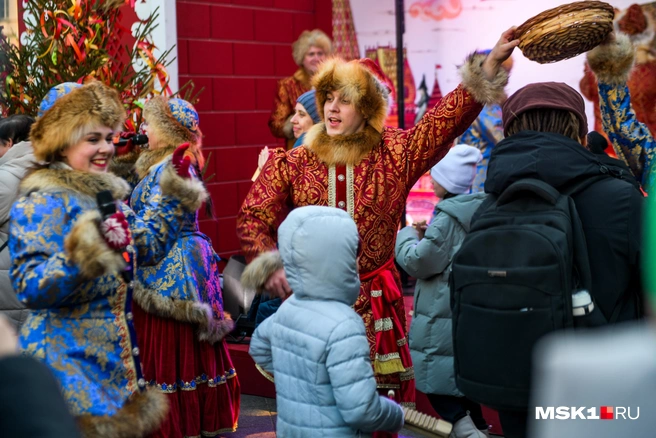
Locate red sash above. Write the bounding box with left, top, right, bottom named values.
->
left=360, top=258, right=415, bottom=411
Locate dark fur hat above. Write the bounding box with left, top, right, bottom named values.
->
left=31, top=81, right=126, bottom=163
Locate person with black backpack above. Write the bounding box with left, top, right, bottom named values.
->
left=450, top=82, right=644, bottom=438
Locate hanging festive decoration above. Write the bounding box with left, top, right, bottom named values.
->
left=332, top=0, right=360, bottom=61
left=0, top=0, right=196, bottom=125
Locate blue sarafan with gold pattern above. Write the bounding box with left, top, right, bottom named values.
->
left=456, top=103, right=504, bottom=193
left=598, top=82, right=656, bottom=192
left=130, top=158, right=223, bottom=319
left=9, top=167, right=186, bottom=419
left=168, top=98, right=199, bottom=132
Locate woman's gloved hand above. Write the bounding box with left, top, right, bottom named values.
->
left=172, top=143, right=192, bottom=179
left=100, top=211, right=131, bottom=251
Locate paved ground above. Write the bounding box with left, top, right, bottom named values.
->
left=220, top=394, right=426, bottom=437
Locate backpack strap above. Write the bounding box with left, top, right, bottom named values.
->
left=497, top=179, right=560, bottom=206
left=562, top=175, right=610, bottom=197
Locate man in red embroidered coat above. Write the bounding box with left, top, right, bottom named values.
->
left=241, top=29, right=518, bottom=433
left=269, top=29, right=332, bottom=150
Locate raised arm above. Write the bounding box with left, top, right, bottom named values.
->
left=587, top=32, right=656, bottom=190
left=402, top=28, right=517, bottom=185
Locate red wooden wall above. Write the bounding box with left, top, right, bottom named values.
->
left=176, top=0, right=332, bottom=265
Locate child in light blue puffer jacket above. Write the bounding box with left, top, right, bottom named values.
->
left=249, top=206, right=404, bottom=437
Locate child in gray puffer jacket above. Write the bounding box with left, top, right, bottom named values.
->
left=249, top=206, right=404, bottom=437
left=396, top=144, right=489, bottom=438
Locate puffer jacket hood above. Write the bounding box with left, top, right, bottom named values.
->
left=278, top=205, right=361, bottom=305
left=485, top=131, right=634, bottom=194
left=436, top=192, right=487, bottom=233
left=250, top=206, right=404, bottom=437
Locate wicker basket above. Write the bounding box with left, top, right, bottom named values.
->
left=515, top=1, right=615, bottom=64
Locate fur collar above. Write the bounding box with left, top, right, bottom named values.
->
left=305, top=123, right=381, bottom=166
left=20, top=164, right=131, bottom=200
left=135, top=146, right=177, bottom=179
left=293, top=68, right=312, bottom=88
left=109, top=149, right=141, bottom=182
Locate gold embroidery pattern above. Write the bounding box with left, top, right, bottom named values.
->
left=111, top=282, right=138, bottom=395
left=400, top=367, right=415, bottom=381
left=375, top=352, right=401, bottom=363
left=374, top=317, right=393, bottom=332
left=346, top=164, right=355, bottom=217
left=376, top=383, right=401, bottom=389
left=150, top=369, right=238, bottom=393
left=237, top=85, right=482, bottom=402
left=328, top=165, right=336, bottom=208
left=371, top=290, right=383, bottom=297
left=396, top=337, right=407, bottom=347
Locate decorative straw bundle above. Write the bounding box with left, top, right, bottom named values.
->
left=515, top=1, right=615, bottom=63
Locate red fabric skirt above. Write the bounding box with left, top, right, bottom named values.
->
left=133, top=303, right=241, bottom=437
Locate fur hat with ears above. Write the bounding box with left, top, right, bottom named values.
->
left=31, top=81, right=126, bottom=163
left=292, top=29, right=332, bottom=66
left=143, top=97, right=202, bottom=150
left=313, top=58, right=391, bottom=133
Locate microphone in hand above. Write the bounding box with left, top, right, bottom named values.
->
left=96, top=191, right=131, bottom=251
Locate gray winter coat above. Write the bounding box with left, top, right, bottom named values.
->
left=395, top=192, right=486, bottom=396
left=250, top=206, right=404, bottom=437
left=0, top=141, right=36, bottom=328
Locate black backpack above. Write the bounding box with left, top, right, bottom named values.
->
left=450, top=176, right=608, bottom=411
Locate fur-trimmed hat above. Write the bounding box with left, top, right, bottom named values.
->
left=143, top=97, right=202, bottom=149
left=31, top=81, right=126, bottom=162
left=292, top=29, right=332, bottom=66
left=313, top=58, right=391, bottom=133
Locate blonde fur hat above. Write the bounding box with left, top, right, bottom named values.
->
left=292, top=29, right=332, bottom=66
left=31, top=81, right=126, bottom=163
left=313, top=58, right=391, bottom=133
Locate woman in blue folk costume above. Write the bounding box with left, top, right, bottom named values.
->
left=586, top=31, right=655, bottom=192
left=9, top=82, right=208, bottom=437
left=587, top=32, right=656, bottom=193
left=131, top=97, right=240, bottom=437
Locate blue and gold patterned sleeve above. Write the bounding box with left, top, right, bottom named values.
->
left=598, top=82, right=656, bottom=191
left=122, top=165, right=191, bottom=266
left=9, top=193, right=84, bottom=308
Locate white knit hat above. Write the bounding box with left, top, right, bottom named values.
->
left=430, top=144, right=482, bottom=194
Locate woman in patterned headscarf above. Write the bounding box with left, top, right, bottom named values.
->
left=131, top=96, right=240, bottom=437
